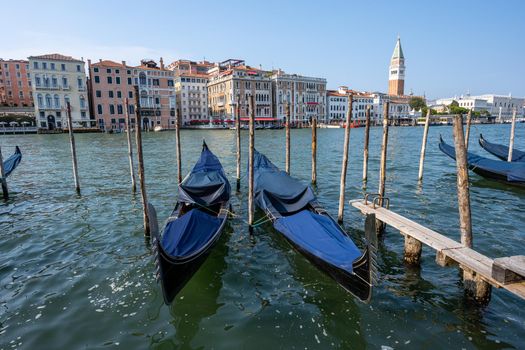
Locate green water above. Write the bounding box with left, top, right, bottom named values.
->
left=1, top=124, right=524, bottom=349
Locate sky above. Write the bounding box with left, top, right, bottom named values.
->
left=1, top=0, right=524, bottom=99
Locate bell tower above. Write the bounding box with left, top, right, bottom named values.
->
left=388, top=36, right=405, bottom=96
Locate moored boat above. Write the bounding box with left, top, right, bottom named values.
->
left=151, top=141, right=231, bottom=304
left=439, top=136, right=525, bottom=186
left=479, top=134, right=525, bottom=162
left=252, top=150, right=376, bottom=302
left=1, top=146, right=22, bottom=178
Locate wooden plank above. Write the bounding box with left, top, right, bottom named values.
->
left=350, top=199, right=525, bottom=300
left=492, top=256, right=525, bottom=284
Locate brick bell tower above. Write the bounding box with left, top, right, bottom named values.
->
left=388, top=36, right=405, bottom=96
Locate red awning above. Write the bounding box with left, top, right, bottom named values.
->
left=240, top=117, right=279, bottom=121
left=307, top=102, right=318, bottom=105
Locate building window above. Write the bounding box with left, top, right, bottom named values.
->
left=117, top=105, right=123, bottom=114
left=64, top=95, right=70, bottom=107
left=80, top=96, right=86, bottom=109
left=77, top=78, right=83, bottom=88
left=106, top=68, right=111, bottom=73
left=45, top=94, right=52, bottom=107
left=96, top=90, right=101, bottom=98
left=97, top=104, right=103, bottom=114
left=61, top=63, right=66, bottom=71
left=35, top=75, right=41, bottom=86
left=94, top=76, right=100, bottom=83
left=76, top=65, right=81, bottom=72
left=33, top=61, right=39, bottom=69
left=109, top=105, right=115, bottom=114
left=109, top=91, right=114, bottom=98
left=116, top=77, right=121, bottom=84
left=52, top=76, right=58, bottom=87
left=94, top=67, right=99, bottom=73
left=42, top=62, right=47, bottom=70
left=107, top=76, right=112, bottom=84
left=128, top=91, right=133, bottom=98
left=168, top=80, right=174, bottom=87
left=54, top=94, right=60, bottom=108
left=62, top=77, right=68, bottom=87
left=50, top=63, right=55, bottom=70
left=37, top=94, right=43, bottom=107
left=127, top=77, right=132, bottom=85
left=117, top=91, right=122, bottom=98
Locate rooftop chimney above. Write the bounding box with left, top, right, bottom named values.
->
left=160, top=57, right=164, bottom=70
left=122, top=60, right=126, bottom=67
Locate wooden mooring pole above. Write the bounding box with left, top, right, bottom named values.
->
left=464, top=110, right=472, bottom=150
left=134, top=86, right=150, bottom=236
left=311, top=116, right=317, bottom=185
left=285, top=102, right=291, bottom=174
left=452, top=114, right=491, bottom=303
left=0, top=147, right=8, bottom=200
left=175, top=106, right=182, bottom=184
left=124, top=98, right=136, bottom=193
left=417, top=108, right=431, bottom=182
left=337, top=95, right=353, bottom=223
left=362, top=105, right=371, bottom=183
left=508, top=108, right=517, bottom=162
left=236, top=97, right=241, bottom=191
left=66, top=102, right=80, bottom=194
left=248, top=95, right=255, bottom=231
left=377, top=101, right=389, bottom=234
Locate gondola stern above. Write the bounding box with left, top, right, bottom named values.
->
left=351, top=213, right=378, bottom=303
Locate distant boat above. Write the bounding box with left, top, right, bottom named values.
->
left=151, top=141, right=231, bottom=304
left=439, top=136, right=525, bottom=186
left=154, top=126, right=164, bottom=132
left=2, top=146, right=22, bottom=178
left=252, top=150, right=376, bottom=302
left=479, top=134, right=525, bottom=162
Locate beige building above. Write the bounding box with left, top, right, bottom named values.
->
left=207, top=59, right=273, bottom=125
left=28, top=54, right=91, bottom=129
left=168, top=60, right=213, bottom=126
left=271, top=69, right=327, bottom=124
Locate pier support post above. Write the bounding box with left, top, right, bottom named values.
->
left=418, top=109, right=431, bottom=182
left=0, top=147, right=8, bottom=200
left=362, top=105, right=371, bottom=183
left=311, top=116, right=317, bottom=185
left=134, top=86, right=150, bottom=237
left=285, top=102, right=291, bottom=174
left=236, top=97, right=241, bottom=191
left=452, top=114, right=491, bottom=303
left=124, top=98, right=136, bottom=193
left=175, top=105, right=182, bottom=184
left=338, top=95, right=353, bottom=223
left=465, top=110, right=472, bottom=150
left=508, top=108, right=517, bottom=162
left=248, top=95, right=255, bottom=230
left=376, top=102, right=390, bottom=234
left=66, top=102, right=80, bottom=194
left=404, top=235, right=422, bottom=265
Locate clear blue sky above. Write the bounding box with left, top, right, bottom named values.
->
left=2, top=0, right=524, bottom=99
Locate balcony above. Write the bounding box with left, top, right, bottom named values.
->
left=38, top=105, right=62, bottom=111
left=62, top=85, right=70, bottom=90
left=35, top=85, right=60, bottom=91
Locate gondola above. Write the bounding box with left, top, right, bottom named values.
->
left=439, top=136, right=525, bottom=186
left=1, top=146, right=22, bottom=179
left=479, top=134, right=525, bottom=162
left=151, top=141, right=231, bottom=304
left=252, top=150, right=376, bottom=302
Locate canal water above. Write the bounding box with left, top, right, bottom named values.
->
left=1, top=124, right=524, bottom=349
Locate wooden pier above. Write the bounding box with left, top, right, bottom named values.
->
left=350, top=198, right=525, bottom=300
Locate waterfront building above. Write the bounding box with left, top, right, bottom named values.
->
left=388, top=37, right=405, bottom=96
left=207, top=59, right=273, bottom=125
left=0, top=59, right=33, bottom=108
left=28, top=54, right=91, bottom=129
left=326, top=89, right=348, bottom=122
left=270, top=69, right=327, bottom=124
left=435, top=94, right=524, bottom=120
left=87, top=59, right=135, bottom=131
left=326, top=86, right=376, bottom=125
left=167, top=60, right=213, bottom=126
left=88, top=58, right=176, bottom=131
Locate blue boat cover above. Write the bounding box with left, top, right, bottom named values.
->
left=439, top=138, right=525, bottom=183
left=178, top=145, right=230, bottom=206
left=479, top=134, right=525, bottom=162
left=275, top=210, right=362, bottom=272
left=2, top=146, right=22, bottom=179
left=253, top=150, right=315, bottom=215
left=161, top=209, right=222, bottom=258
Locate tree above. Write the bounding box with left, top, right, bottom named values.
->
left=409, top=97, right=426, bottom=111
left=449, top=100, right=469, bottom=115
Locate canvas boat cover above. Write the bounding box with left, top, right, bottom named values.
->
left=275, top=210, right=362, bottom=272
left=161, top=208, right=222, bottom=258
left=253, top=150, right=316, bottom=216
left=479, top=134, right=525, bottom=162
left=439, top=138, right=525, bottom=183
left=178, top=144, right=230, bottom=206
left=253, top=150, right=362, bottom=271
left=1, top=146, right=22, bottom=179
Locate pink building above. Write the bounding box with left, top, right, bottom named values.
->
left=88, top=58, right=176, bottom=131
left=0, top=59, right=33, bottom=107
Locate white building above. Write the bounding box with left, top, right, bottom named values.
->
left=435, top=94, right=524, bottom=120
left=175, top=75, right=209, bottom=126
left=29, top=54, right=91, bottom=129
left=326, top=89, right=348, bottom=122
